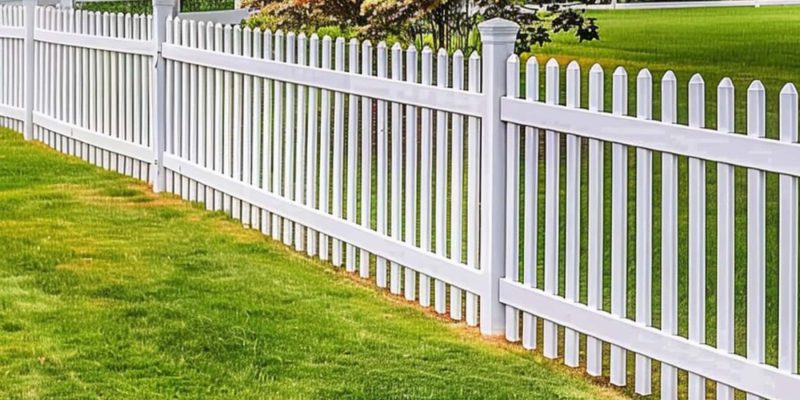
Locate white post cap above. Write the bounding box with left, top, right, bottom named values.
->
left=478, top=18, right=520, bottom=44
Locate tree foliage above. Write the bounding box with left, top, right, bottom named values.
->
left=244, top=0, right=599, bottom=53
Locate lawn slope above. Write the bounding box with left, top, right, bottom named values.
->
left=0, top=128, right=624, bottom=399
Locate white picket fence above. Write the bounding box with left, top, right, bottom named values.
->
left=1, top=2, right=800, bottom=399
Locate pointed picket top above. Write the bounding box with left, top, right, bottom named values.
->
left=362, top=39, right=371, bottom=49
left=717, top=78, right=735, bottom=133
left=689, top=73, right=704, bottom=87
left=453, top=49, right=463, bottom=58
left=636, top=69, right=652, bottom=120
left=588, top=63, right=603, bottom=112
left=297, top=31, right=306, bottom=40
left=545, top=58, right=559, bottom=105
left=377, top=40, right=386, bottom=50
left=612, top=66, right=628, bottom=116
left=506, top=54, right=520, bottom=97
left=253, top=26, right=260, bottom=35
left=660, top=71, right=677, bottom=124
left=422, top=45, right=433, bottom=55
left=526, top=55, right=539, bottom=69
left=688, top=73, right=705, bottom=128
left=748, top=79, right=766, bottom=95
left=469, top=50, right=480, bottom=61
left=525, top=56, right=539, bottom=102
left=747, top=80, right=766, bottom=138
left=310, top=32, right=318, bottom=40
left=407, top=43, right=417, bottom=53
left=566, top=61, right=580, bottom=108
left=782, top=82, right=799, bottom=95
left=780, top=83, right=798, bottom=143
left=322, top=34, right=331, bottom=45
left=437, top=48, right=448, bottom=88
left=391, top=41, right=401, bottom=51
left=334, top=36, right=344, bottom=45
left=567, top=60, right=579, bottom=71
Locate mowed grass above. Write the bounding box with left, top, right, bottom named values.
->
left=0, top=127, right=625, bottom=399
left=534, top=6, right=800, bottom=135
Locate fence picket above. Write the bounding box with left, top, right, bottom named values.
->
left=282, top=31, right=296, bottom=245
left=543, top=58, right=559, bottom=359
left=687, top=73, right=706, bottom=400
left=305, top=34, right=319, bottom=256
left=249, top=28, right=262, bottom=220
left=232, top=25, right=244, bottom=218
left=195, top=21, right=207, bottom=204
left=634, top=68, right=653, bottom=395
left=586, top=63, right=603, bottom=376
left=188, top=20, right=198, bottom=200
left=504, top=54, right=520, bottom=342
left=375, top=41, right=388, bottom=286
left=271, top=30, right=285, bottom=238
left=610, top=66, right=628, bottom=387
left=449, top=50, right=465, bottom=321
left=420, top=46, right=433, bottom=306
left=213, top=23, right=224, bottom=210
left=660, top=70, right=679, bottom=400
left=404, top=45, right=418, bottom=302
left=465, top=51, right=480, bottom=327
left=522, top=56, right=540, bottom=350
left=169, top=17, right=181, bottom=192
left=746, top=80, right=766, bottom=400
left=434, top=48, right=448, bottom=314
left=359, top=39, right=373, bottom=279
left=260, top=29, right=273, bottom=232
left=778, top=83, right=799, bottom=375
left=389, top=43, right=402, bottom=295
left=242, top=27, right=254, bottom=224
left=346, top=38, right=359, bottom=272
left=332, top=36, right=344, bottom=266
left=294, top=32, right=307, bottom=250
left=716, top=77, right=736, bottom=400
left=318, top=35, right=331, bottom=260
left=564, top=60, right=580, bottom=367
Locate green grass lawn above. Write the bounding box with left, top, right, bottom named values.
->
left=534, top=6, right=800, bottom=135
left=0, top=127, right=625, bottom=399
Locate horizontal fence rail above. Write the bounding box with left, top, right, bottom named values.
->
left=1, top=3, right=799, bottom=399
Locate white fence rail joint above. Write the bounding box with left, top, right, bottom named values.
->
left=1, top=3, right=800, bottom=398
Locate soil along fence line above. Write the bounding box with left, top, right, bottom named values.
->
left=1, top=2, right=800, bottom=398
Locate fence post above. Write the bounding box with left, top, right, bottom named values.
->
left=22, top=0, right=34, bottom=141
left=477, top=18, right=519, bottom=336
left=150, top=0, right=177, bottom=192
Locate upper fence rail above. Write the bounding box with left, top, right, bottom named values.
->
left=1, top=3, right=800, bottom=399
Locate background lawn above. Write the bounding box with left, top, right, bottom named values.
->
left=533, top=6, right=800, bottom=135
left=0, top=127, right=625, bottom=399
